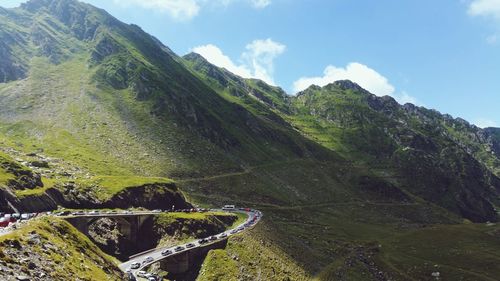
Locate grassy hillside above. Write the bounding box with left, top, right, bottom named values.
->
left=0, top=217, right=123, bottom=280
left=197, top=222, right=311, bottom=281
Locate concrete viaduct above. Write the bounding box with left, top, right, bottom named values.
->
left=64, top=212, right=155, bottom=242
left=60, top=209, right=262, bottom=279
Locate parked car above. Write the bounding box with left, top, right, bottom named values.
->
left=174, top=246, right=184, bottom=252
left=230, top=229, right=238, bottom=234
left=219, top=233, right=228, bottom=239
left=209, top=236, right=218, bottom=241
left=198, top=238, right=209, bottom=244
left=186, top=243, right=195, bottom=248
left=137, top=271, right=147, bottom=277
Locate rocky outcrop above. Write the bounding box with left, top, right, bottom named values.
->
left=0, top=218, right=124, bottom=280
left=21, top=0, right=102, bottom=40
left=90, top=34, right=125, bottom=64
left=0, top=156, right=43, bottom=191
left=88, top=218, right=129, bottom=259
left=44, top=182, right=191, bottom=210
left=1, top=182, right=191, bottom=213
left=2, top=190, right=58, bottom=213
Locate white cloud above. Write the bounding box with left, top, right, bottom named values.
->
left=468, top=0, right=500, bottom=20
left=395, top=91, right=417, bottom=105
left=393, top=91, right=423, bottom=106
left=192, top=44, right=253, bottom=78
left=251, top=0, right=272, bottom=8
left=242, top=39, right=286, bottom=84
left=111, top=0, right=271, bottom=20
left=468, top=1, right=500, bottom=44
left=293, top=63, right=395, bottom=96
left=113, top=0, right=200, bottom=20
left=214, top=0, right=272, bottom=8
left=192, top=38, right=285, bottom=85
left=474, top=118, right=498, bottom=128
left=0, top=0, right=24, bottom=8
left=292, top=63, right=422, bottom=105
left=486, top=33, right=499, bottom=44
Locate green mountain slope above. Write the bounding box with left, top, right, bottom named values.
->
left=288, top=81, right=500, bottom=222
left=183, top=54, right=500, bottom=223
left=0, top=0, right=499, bottom=280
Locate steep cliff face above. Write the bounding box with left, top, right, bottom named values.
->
left=45, top=182, right=191, bottom=210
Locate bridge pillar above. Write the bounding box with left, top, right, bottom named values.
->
left=116, top=217, right=135, bottom=242
left=67, top=218, right=89, bottom=236
left=160, top=251, right=190, bottom=274
left=159, top=239, right=228, bottom=274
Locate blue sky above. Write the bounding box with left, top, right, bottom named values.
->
left=2, top=0, right=500, bottom=128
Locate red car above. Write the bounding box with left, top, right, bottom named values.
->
left=0, top=217, right=10, bottom=227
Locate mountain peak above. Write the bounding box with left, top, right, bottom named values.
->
left=21, top=0, right=79, bottom=12
left=327, top=80, right=367, bottom=92
left=183, top=52, right=207, bottom=62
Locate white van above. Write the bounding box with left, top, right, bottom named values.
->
left=222, top=205, right=235, bottom=210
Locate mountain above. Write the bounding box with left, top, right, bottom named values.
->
left=0, top=0, right=499, bottom=280
left=289, top=81, right=500, bottom=222
left=183, top=53, right=500, bottom=223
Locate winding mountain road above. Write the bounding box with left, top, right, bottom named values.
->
left=1, top=208, right=261, bottom=280
left=117, top=209, right=262, bottom=279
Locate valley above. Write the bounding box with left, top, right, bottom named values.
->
left=0, top=0, right=499, bottom=280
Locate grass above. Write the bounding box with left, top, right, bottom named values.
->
left=377, top=223, right=500, bottom=281
left=154, top=211, right=237, bottom=226
left=0, top=168, right=15, bottom=187
left=197, top=249, right=240, bottom=281
left=78, top=175, right=174, bottom=200
left=0, top=151, right=21, bottom=185
left=13, top=177, right=56, bottom=198
left=197, top=221, right=312, bottom=281
left=152, top=211, right=239, bottom=251
left=230, top=212, right=247, bottom=229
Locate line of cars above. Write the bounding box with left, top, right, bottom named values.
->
left=0, top=212, right=39, bottom=228
left=54, top=209, right=137, bottom=216
left=127, top=207, right=262, bottom=277
left=55, top=208, right=212, bottom=217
